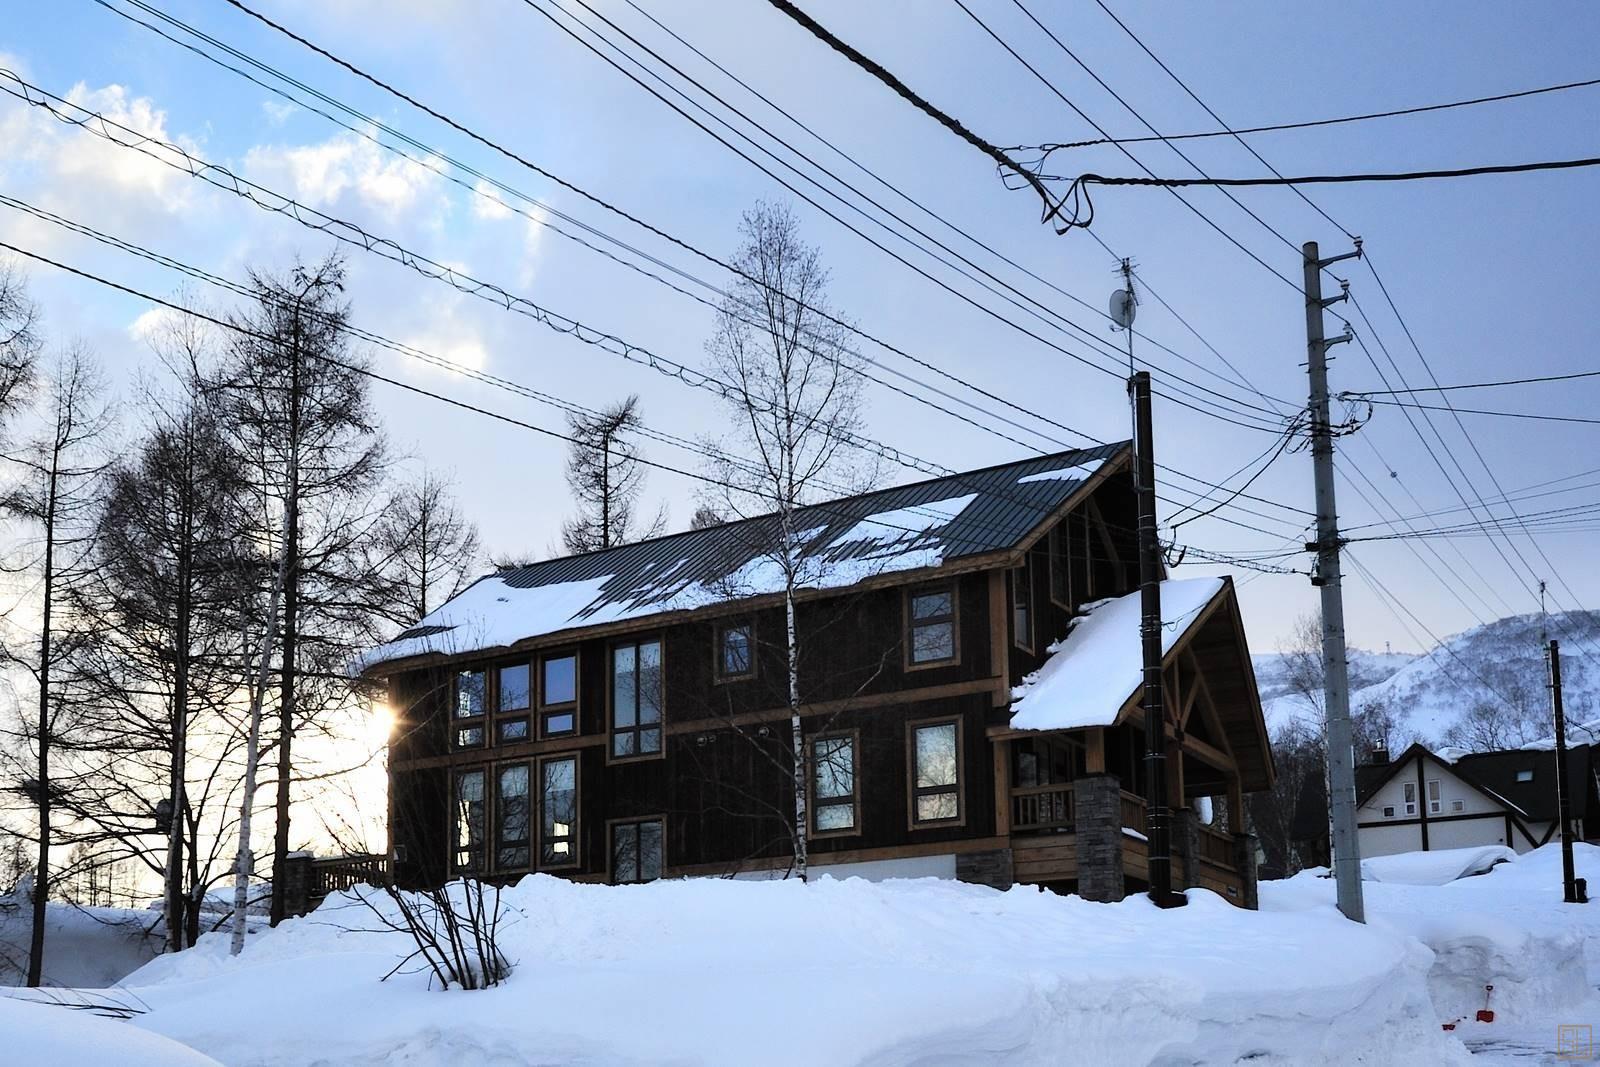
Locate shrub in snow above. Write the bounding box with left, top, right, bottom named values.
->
left=348, top=879, right=510, bottom=990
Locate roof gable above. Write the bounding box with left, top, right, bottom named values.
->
left=359, top=443, right=1127, bottom=673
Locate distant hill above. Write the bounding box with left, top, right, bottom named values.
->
left=1257, top=611, right=1600, bottom=750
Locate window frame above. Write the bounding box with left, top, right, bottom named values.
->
left=1516, top=768, right=1534, bottom=783
left=903, top=582, right=960, bottom=671
left=1402, top=781, right=1417, bottom=816
left=1011, top=561, right=1033, bottom=653
left=1048, top=524, right=1072, bottom=610
left=713, top=620, right=757, bottom=683
left=807, top=730, right=861, bottom=839
left=537, top=754, right=581, bottom=869
left=494, top=760, right=532, bottom=873
left=451, top=767, right=487, bottom=874
left=906, top=716, right=965, bottom=829
left=452, top=668, right=488, bottom=750
left=1382, top=805, right=1396, bottom=818
left=1427, top=778, right=1442, bottom=815
left=538, top=649, right=580, bottom=738
left=608, top=816, right=666, bottom=885
left=607, top=636, right=665, bottom=763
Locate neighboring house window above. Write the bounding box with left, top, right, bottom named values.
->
left=1427, top=779, right=1442, bottom=815
left=455, top=669, right=486, bottom=748
left=811, top=735, right=858, bottom=834
left=497, top=663, right=531, bottom=745
left=540, top=652, right=578, bottom=736
left=910, top=719, right=961, bottom=824
left=453, top=769, right=485, bottom=873
left=1382, top=805, right=1396, bottom=818
left=1451, top=799, right=1464, bottom=812
left=1012, top=564, right=1032, bottom=651
left=716, top=622, right=755, bottom=681
left=1403, top=782, right=1417, bottom=816
left=496, top=764, right=530, bottom=870
left=611, top=640, right=663, bottom=757
left=906, top=584, right=957, bottom=666
left=611, top=819, right=664, bottom=884
left=541, top=756, right=578, bottom=865
left=1516, top=769, right=1534, bottom=783
left=1049, top=525, right=1071, bottom=608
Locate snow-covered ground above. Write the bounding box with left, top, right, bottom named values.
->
left=6, top=846, right=1600, bottom=1064
left=0, top=882, right=162, bottom=987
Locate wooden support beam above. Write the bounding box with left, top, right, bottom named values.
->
left=1179, top=733, right=1236, bottom=773
left=1228, top=778, right=1244, bottom=833
left=993, top=739, right=1011, bottom=836
left=1085, top=728, right=1106, bottom=774
left=988, top=569, right=1008, bottom=708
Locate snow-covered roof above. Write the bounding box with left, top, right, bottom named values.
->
left=1008, top=577, right=1227, bottom=732
left=357, top=444, right=1124, bottom=673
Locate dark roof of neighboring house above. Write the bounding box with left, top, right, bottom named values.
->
left=357, top=443, right=1128, bottom=673
left=1355, top=742, right=1593, bottom=822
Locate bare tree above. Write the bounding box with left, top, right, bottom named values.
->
left=560, top=396, right=663, bottom=554
left=371, top=467, right=480, bottom=626
left=699, top=201, right=873, bottom=881
left=0, top=348, right=111, bottom=986
left=0, top=258, right=41, bottom=438
left=687, top=504, right=725, bottom=531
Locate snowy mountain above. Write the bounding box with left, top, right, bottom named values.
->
left=1258, top=610, right=1600, bottom=750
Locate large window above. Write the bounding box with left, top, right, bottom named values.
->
left=715, top=622, right=755, bottom=681
left=910, top=720, right=961, bottom=825
left=540, top=652, right=578, bottom=736
left=453, top=769, right=485, bottom=872
left=454, top=669, right=486, bottom=748
left=541, top=757, right=578, bottom=866
left=498, top=664, right=530, bottom=712
left=611, top=639, right=663, bottom=758
left=1427, top=779, right=1442, bottom=815
left=1402, top=781, right=1417, bottom=816
left=810, top=734, right=858, bottom=835
left=906, top=584, right=957, bottom=667
left=1012, top=564, right=1032, bottom=652
left=611, top=819, right=664, bottom=884
left=496, top=764, right=530, bottom=870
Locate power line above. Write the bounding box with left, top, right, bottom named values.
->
left=1349, top=369, right=1600, bottom=395
left=1363, top=398, right=1600, bottom=426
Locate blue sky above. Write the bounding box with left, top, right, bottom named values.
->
left=4, top=0, right=1598, bottom=657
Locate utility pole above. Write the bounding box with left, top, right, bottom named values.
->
left=1548, top=639, right=1581, bottom=903
left=1302, top=239, right=1365, bottom=923
left=1131, top=371, right=1178, bottom=907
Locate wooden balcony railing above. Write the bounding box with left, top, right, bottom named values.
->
left=1012, top=783, right=1074, bottom=832
left=1119, top=790, right=1146, bottom=832
left=1197, top=824, right=1236, bottom=870
left=310, top=853, right=392, bottom=898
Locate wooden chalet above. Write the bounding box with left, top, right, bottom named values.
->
left=359, top=442, right=1274, bottom=906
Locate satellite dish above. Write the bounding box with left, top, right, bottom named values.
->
left=1109, top=288, right=1137, bottom=329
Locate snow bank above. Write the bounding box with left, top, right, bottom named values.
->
left=0, top=995, right=220, bottom=1066
left=1361, top=844, right=1517, bottom=885
left=0, top=889, right=161, bottom=987
left=1265, top=843, right=1600, bottom=1027
left=110, top=874, right=1466, bottom=1066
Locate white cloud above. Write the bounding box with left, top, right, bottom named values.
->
left=261, top=99, right=298, bottom=125
left=471, top=179, right=513, bottom=221
left=127, top=305, right=177, bottom=344
left=244, top=131, right=447, bottom=222
left=52, top=82, right=199, bottom=206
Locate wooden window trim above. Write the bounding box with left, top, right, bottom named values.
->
left=451, top=766, right=487, bottom=875
left=807, top=729, right=862, bottom=840
left=1048, top=523, right=1073, bottom=611
left=906, top=716, right=966, bottom=830
left=712, top=620, right=758, bottom=684
left=538, top=649, right=580, bottom=739
left=451, top=668, right=488, bottom=751
left=903, top=582, right=960, bottom=672
left=1011, top=562, right=1033, bottom=654
left=606, top=815, right=667, bottom=885
left=537, top=753, right=581, bottom=870
left=606, top=636, right=666, bottom=765
left=492, top=759, right=533, bottom=875
left=495, top=660, right=533, bottom=717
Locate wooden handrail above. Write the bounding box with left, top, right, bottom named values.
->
left=1198, top=825, right=1236, bottom=869
left=1012, top=783, right=1074, bottom=832
left=1118, top=790, right=1146, bottom=830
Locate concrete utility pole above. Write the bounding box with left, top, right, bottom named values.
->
left=1548, top=639, right=1582, bottom=903
left=1302, top=239, right=1365, bottom=923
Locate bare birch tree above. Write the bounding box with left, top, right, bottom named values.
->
left=700, top=201, right=871, bottom=881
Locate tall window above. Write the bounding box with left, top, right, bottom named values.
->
left=455, top=670, right=486, bottom=748
left=540, top=652, right=577, bottom=736
left=496, top=764, right=530, bottom=870
left=453, top=769, right=485, bottom=872
left=1012, top=564, right=1032, bottom=651
left=1049, top=525, right=1071, bottom=607
left=911, top=720, right=961, bottom=824
left=716, top=622, right=755, bottom=681
left=1402, top=781, right=1417, bottom=816
left=611, top=639, right=662, bottom=757
left=498, top=663, right=530, bottom=744
left=541, top=757, right=578, bottom=865
left=811, top=735, right=857, bottom=834
left=1427, top=779, right=1442, bottom=815
left=907, top=585, right=957, bottom=666
left=611, top=819, right=664, bottom=884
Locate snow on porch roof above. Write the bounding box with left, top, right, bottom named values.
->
left=1008, top=577, right=1227, bottom=732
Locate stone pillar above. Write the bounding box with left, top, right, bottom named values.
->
left=281, top=851, right=313, bottom=918
left=1171, top=806, right=1200, bottom=891
left=1234, top=832, right=1260, bottom=910
left=956, top=848, right=1015, bottom=890
left=1073, top=774, right=1125, bottom=902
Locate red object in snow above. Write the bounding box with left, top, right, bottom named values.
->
left=1476, top=984, right=1495, bottom=1024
